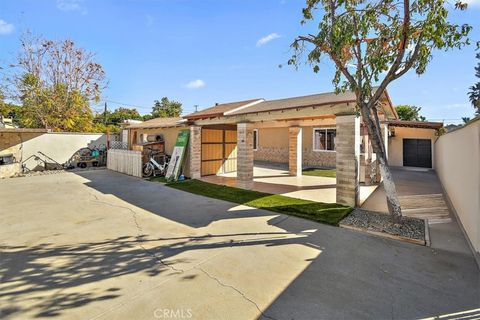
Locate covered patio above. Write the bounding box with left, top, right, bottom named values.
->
left=185, top=91, right=396, bottom=207
left=201, top=162, right=379, bottom=205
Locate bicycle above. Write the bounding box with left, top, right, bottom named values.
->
left=142, top=148, right=170, bottom=177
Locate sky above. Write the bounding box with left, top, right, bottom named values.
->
left=0, top=0, right=479, bottom=124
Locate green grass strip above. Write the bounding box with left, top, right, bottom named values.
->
left=302, top=168, right=336, bottom=178
left=164, top=179, right=352, bottom=226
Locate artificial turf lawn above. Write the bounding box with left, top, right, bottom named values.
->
left=149, top=176, right=168, bottom=183
left=302, top=168, right=337, bottom=178
left=165, top=179, right=352, bottom=226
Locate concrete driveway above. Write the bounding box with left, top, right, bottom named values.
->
left=0, top=170, right=478, bottom=320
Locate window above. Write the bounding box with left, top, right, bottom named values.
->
left=253, top=129, right=258, bottom=151
left=313, top=128, right=336, bottom=151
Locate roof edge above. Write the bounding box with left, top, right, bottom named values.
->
left=223, top=99, right=265, bottom=115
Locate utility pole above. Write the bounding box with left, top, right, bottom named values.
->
left=194, top=104, right=198, bottom=112
left=104, top=102, right=108, bottom=125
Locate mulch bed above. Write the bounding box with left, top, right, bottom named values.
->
left=340, top=209, right=426, bottom=245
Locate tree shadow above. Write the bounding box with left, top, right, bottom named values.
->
left=0, top=228, right=319, bottom=318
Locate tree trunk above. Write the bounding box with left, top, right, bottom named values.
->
left=358, top=102, right=402, bottom=222
left=377, top=155, right=402, bottom=222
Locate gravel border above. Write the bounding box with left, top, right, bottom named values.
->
left=11, top=167, right=107, bottom=178
left=340, top=209, right=425, bottom=242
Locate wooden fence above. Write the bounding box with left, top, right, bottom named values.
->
left=107, top=149, right=142, bottom=178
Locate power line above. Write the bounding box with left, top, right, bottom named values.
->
left=101, top=99, right=151, bottom=110
left=96, top=98, right=198, bottom=114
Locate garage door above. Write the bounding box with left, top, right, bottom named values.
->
left=403, top=139, right=432, bottom=168
left=201, top=129, right=237, bottom=176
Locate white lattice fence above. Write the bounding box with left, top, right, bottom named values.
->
left=107, top=149, right=142, bottom=177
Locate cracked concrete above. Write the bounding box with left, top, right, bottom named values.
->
left=1, top=169, right=478, bottom=320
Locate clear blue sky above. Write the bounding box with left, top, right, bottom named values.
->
left=1, top=0, right=479, bottom=123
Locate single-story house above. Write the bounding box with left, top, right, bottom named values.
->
left=126, top=89, right=442, bottom=207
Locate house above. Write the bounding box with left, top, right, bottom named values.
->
left=0, top=116, right=15, bottom=129
left=126, top=89, right=442, bottom=207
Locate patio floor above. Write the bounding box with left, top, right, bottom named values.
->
left=201, top=163, right=378, bottom=205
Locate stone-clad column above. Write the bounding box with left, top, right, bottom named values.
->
left=236, top=122, right=254, bottom=189
left=289, top=127, right=302, bottom=176
left=188, top=126, right=201, bottom=179
left=336, top=115, right=360, bottom=207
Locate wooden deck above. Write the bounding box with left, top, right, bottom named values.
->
left=399, top=193, right=452, bottom=224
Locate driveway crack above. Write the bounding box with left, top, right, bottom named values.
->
left=89, top=193, right=277, bottom=319
left=89, top=196, right=185, bottom=274
left=195, top=266, right=277, bottom=320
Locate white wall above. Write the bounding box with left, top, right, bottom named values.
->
left=435, top=119, right=480, bottom=255
left=21, top=133, right=108, bottom=170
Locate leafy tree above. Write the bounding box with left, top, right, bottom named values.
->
left=395, top=105, right=426, bottom=121
left=468, top=48, right=480, bottom=115
left=0, top=90, right=22, bottom=125
left=20, top=76, right=94, bottom=131
left=151, top=97, right=182, bottom=118
left=108, top=107, right=143, bottom=125
left=1, top=33, right=106, bottom=131
left=290, top=0, right=471, bottom=220
left=142, top=114, right=154, bottom=121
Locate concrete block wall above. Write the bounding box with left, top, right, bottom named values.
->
left=288, top=127, right=302, bottom=176
left=335, top=115, right=360, bottom=207
left=237, top=123, right=254, bottom=189
left=188, top=126, right=201, bottom=179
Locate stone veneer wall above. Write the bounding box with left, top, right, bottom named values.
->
left=254, top=147, right=336, bottom=168
left=303, top=150, right=336, bottom=168
left=254, top=147, right=289, bottom=164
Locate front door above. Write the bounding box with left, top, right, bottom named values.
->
left=403, top=139, right=432, bottom=168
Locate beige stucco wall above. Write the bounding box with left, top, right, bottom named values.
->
left=434, top=120, right=480, bottom=255
left=1, top=132, right=109, bottom=171
left=253, top=126, right=336, bottom=168
left=129, top=127, right=184, bottom=155
left=0, top=131, right=45, bottom=161
left=388, top=127, right=437, bottom=167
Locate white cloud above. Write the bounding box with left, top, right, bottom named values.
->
left=57, top=0, right=87, bottom=14
left=256, top=33, right=281, bottom=47
left=0, top=19, right=14, bottom=35
left=185, top=79, right=206, bottom=89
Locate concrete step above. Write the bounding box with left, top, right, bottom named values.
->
left=399, top=194, right=451, bottom=224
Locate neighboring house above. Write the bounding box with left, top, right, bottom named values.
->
left=0, top=116, right=15, bottom=129
left=126, top=89, right=442, bottom=207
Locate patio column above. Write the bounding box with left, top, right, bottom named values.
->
left=336, top=114, right=360, bottom=207
left=188, top=125, right=201, bottom=179
left=382, top=123, right=389, bottom=160
left=236, top=122, right=254, bottom=189
left=289, top=127, right=302, bottom=176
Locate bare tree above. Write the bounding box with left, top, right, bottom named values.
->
left=1, top=33, right=107, bottom=131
